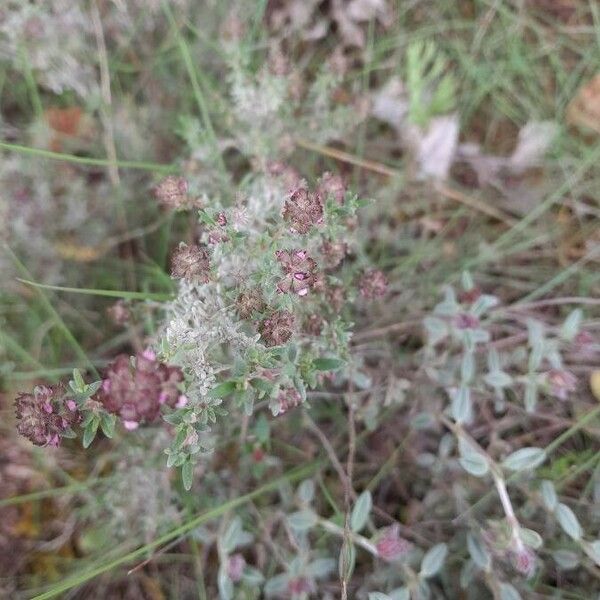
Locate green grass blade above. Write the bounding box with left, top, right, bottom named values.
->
left=17, top=279, right=174, bottom=301
left=3, top=245, right=98, bottom=377
left=0, top=140, right=175, bottom=173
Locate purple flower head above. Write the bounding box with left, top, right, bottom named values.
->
left=259, top=311, right=296, bottom=347
left=14, top=385, right=81, bottom=447
left=304, top=314, right=324, bottom=336
left=236, top=289, right=265, bottom=320
left=321, top=240, right=347, bottom=269
left=266, top=161, right=302, bottom=189
left=454, top=312, right=480, bottom=330
left=276, top=388, right=302, bottom=415
left=170, top=243, right=211, bottom=284
left=276, top=249, right=317, bottom=297
left=154, top=176, right=190, bottom=210
left=282, top=185, right=323, bottom=234
left=96, top=352, right=183, bottom=428
left=316, top=171, right=346, bottom=205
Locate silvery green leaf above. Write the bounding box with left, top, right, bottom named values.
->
left=484, top=370, right=512, bottom=389
left=460, top=560, right=476, bottom=589
left=86, top=380, right=103, bottom=396
left=555, top=503, right=582, bottom=540
left=416, top=453, right=437, bottom=468
left=351, top=490, right=373, bottom=532
left=528, top=344, right=544, bottom=372
left=181, top=462, right=193, bottom=491
left=297, top=479, right=315, bottom=504
left=420, top=543, right=448, bottom=578
left=439, top=433, right=455, bottom=458
left=462, top=329, right=475, bottom=352
left=499, top=582, right=522, bottom=600
left=411, top=412, right=436, bottom=430
left=434, top=286, right=459, bottom=316
left=416, top=579, right=431, bottom=600
left=352, top=370, right=372, bottom=390
left=520, top=528, right=543, bottom=549
left=540, top=480, right=557, bottom=511
left=461, top=270, right=474, bottom=291
left=389, top=587, right=410, bottom=600
left=338, top=538, right=356, bottom=581
left=487, top=348, right=501, bottom=372
left=584, top=540, right=600, bottom=566
left=82, top=418, right=99, bottom=449
left=467, top=532, right=490, bottom=570
left=560, top=309, right=582, bottom=341
left=524, top=380, right=538, bottom=413
left=527, top=319, right=545, bottom=348
left=242, top=566, right=264, bottom=585
left=369, top=594, right=392, bottom=600
left=287, top=510, right=317, bottom=531
left=471, top=329, right=491, bottom=344
left=451, top=385, right=472, bottom=424
left=221, top=517, right=252, bottom=554
left=218, top=564, right=233, bottom=600
left=458, top=438, right=489, bottom=477
left=502, top=447, right=546, bottom=472
left=306, top=558, right=336, bottom=578
left=264, top=574, right=290, bottom=596
left=460, top=352, right=475, bottom=384
left=424, top=316, right=448, bottom=345
left=552, top=549, right=580, bottom=569
left=471, top=294, right=499, bottom=316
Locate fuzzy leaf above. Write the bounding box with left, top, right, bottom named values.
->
left=467, top=532, right=490, bottom=570
left=502, top=447, right=546, bottom=472
left=313, top=357, right=345, bottom=371
left=181, top=462, right=193, bottom=491
left=287, top=510, right=317, bottom=531
left=350, top=490, right=372, bottom=532
left=209, top=381, right=237, bottom=399
left=555, top=503, right=582, bottom=540
left=420, top=543, right=448, bottom=578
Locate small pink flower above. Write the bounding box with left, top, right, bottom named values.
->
left=511, top=545, right=536, bottom=578
left=276, top=249, right=317, bottom=296
left=142, top=348, right=157, bottom=361
left=454, top=313, right=480, bottom=330
left=546, top=369, right=577, bottom=401
left=176, top=395, right=188, bottom=408
left=375, top=524, right=411, bottom=562
left=288, top=577, right=313, bottom=595
left=123, top=420, right=139, bottom=431
left=227, top=553, right=246, bottom=582
left=66, top=399, right=77, bottom=412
